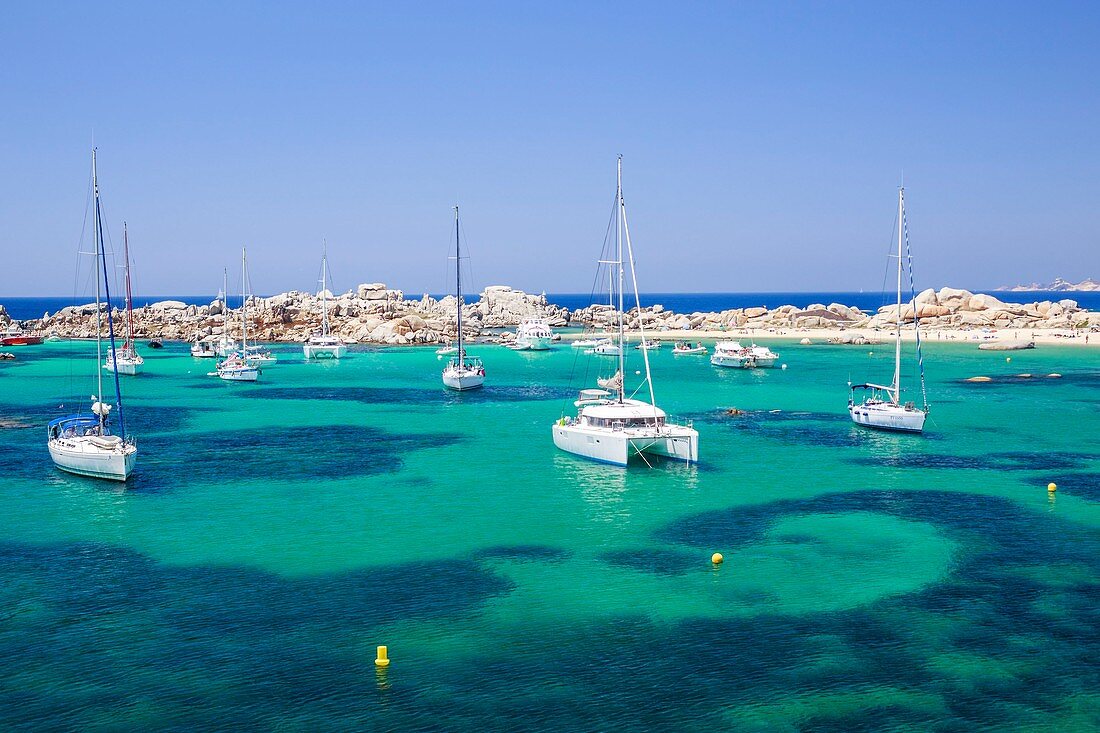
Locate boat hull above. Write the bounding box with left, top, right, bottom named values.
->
left=515, top=336, right=552, bottom=350
left=303, top=344, right=347, bottom=359
left=218, top=367, right=259, bottom=382
left=551, top=424, right=698, bottom=466
left=710, top=353, right=753, bottom=368
left=191, top=347, right=217, bottom=358
left=848, top=403, right=926, bottom=433
left=48, top=439, right=136, bottom=481
left=104, top=360, right=143, bottom=376
left=1, top=336, right=43, bottom=346
left=443, top=371, right=484, bottom=391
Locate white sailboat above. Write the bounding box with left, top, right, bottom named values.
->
left=215, top=249, right=260, bottom=382
left=103, top=222, right=144, bottom=376
left=848, top=187, right=929, bottom=433
left=48, top=149, right=138, bottom=481
left=441, top=206, right=485, bottom=391
left=303, top=243, right=347, bottom=359
left=552, top=157, right=698, bottom=467
left=213, top=269, right=239, bottom=357
left=511, top=318, right=553, bottom=350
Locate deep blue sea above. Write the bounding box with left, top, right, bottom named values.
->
left=3, top=290, right=1098, bottom=320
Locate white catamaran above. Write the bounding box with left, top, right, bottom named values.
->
left=48, top=149, right=138, bottom=481
left=552, top=157, right=698, bottom=466
left=441, top=206, right=485, bottom=391
left=303, top=243, right=347, bottom=359
left=848, top=187, right=929, bottom=433
left=103, top=222, right=144, bottom=376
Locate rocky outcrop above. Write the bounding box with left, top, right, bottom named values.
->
left=21, top=285, right=568, bottom=346
left=999, top=277, right=1099, bottom=292
left=11, top=285, right=1096, bottom=345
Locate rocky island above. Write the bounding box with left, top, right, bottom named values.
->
left=1, top=285, right=1097, bottom=346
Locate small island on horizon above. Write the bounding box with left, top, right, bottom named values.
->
left=996, top=277, right=1098, bottom=292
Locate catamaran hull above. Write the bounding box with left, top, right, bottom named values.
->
left=191, top=348, right=217, bottom=358
left=48, top=441, right=136, bottom=481
left=848, top=405, right=926, bottom=433
left=551, top=425, right=698, bottom=466
left=303, top=344, right=347, bottom=359
left=443, top=372, right=484, bottom=391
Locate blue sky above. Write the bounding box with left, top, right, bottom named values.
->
left=1, top=2, right=1097, bottom=296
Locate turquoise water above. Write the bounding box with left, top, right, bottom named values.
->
left=0, top=340, right=1097, bottom=730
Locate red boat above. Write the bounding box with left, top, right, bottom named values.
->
left=1, top=325, right=43, bottom=346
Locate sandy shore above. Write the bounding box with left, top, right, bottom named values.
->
left=557, top=327, right=1100, bottom=348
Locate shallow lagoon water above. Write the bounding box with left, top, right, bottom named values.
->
left=0, top=339, right=1097, bottom=730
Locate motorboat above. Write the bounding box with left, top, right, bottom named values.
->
left=710, top=341, right=778, bottom=368
left=672, top=341, right=707, bottom=355
left=513, top=318, right=553, bottom=350
left=1, top=324, right=43, bottom=346
left=190, top=335, right=218, bottom=358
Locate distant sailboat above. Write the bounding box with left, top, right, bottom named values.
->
left=213, top=268, right=239, bottom=358
left=103, top=222, right=144, bottom=376
left=848, top=187, right=929, bottom=432
left=441, top=206, right=485, bottom=390
left=48, top=149, right=138, bottom=481
left=303, top=242, right=347, bottom=359
left=552, top=157, right=698, bottom=466
left=215, top=249, right=260, bottom=382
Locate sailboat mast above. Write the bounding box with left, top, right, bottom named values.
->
left=123, top=222, right=134, bottom=348
left=93, top=151, right=104, bottom=427
left=454, top=206, right=463, bottom=358
left=93, top=149, right=126, bottom=439
left=616, top=158, right=625, bottom=404
left=320, top=240, right=330, bottom=337
left=893, top=187, right=904, bottom=402
left=241, top=248, right=248, bottom=350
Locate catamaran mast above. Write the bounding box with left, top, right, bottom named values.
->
left=893, top=187, right=904, bottom=403
left=619, top=156, right=659, bottom=414
left=454, top=206, right=463, bottom=360
left=616, top=160, right=626, bottom=404
left=320, top=240, right=330, bottom=337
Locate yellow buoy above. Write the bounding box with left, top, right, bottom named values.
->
left=1048, top=483, right=1057, bottom=492
left=375, top=645, right=390, bottom=667
left=711, top=552, right=723, bottom=565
